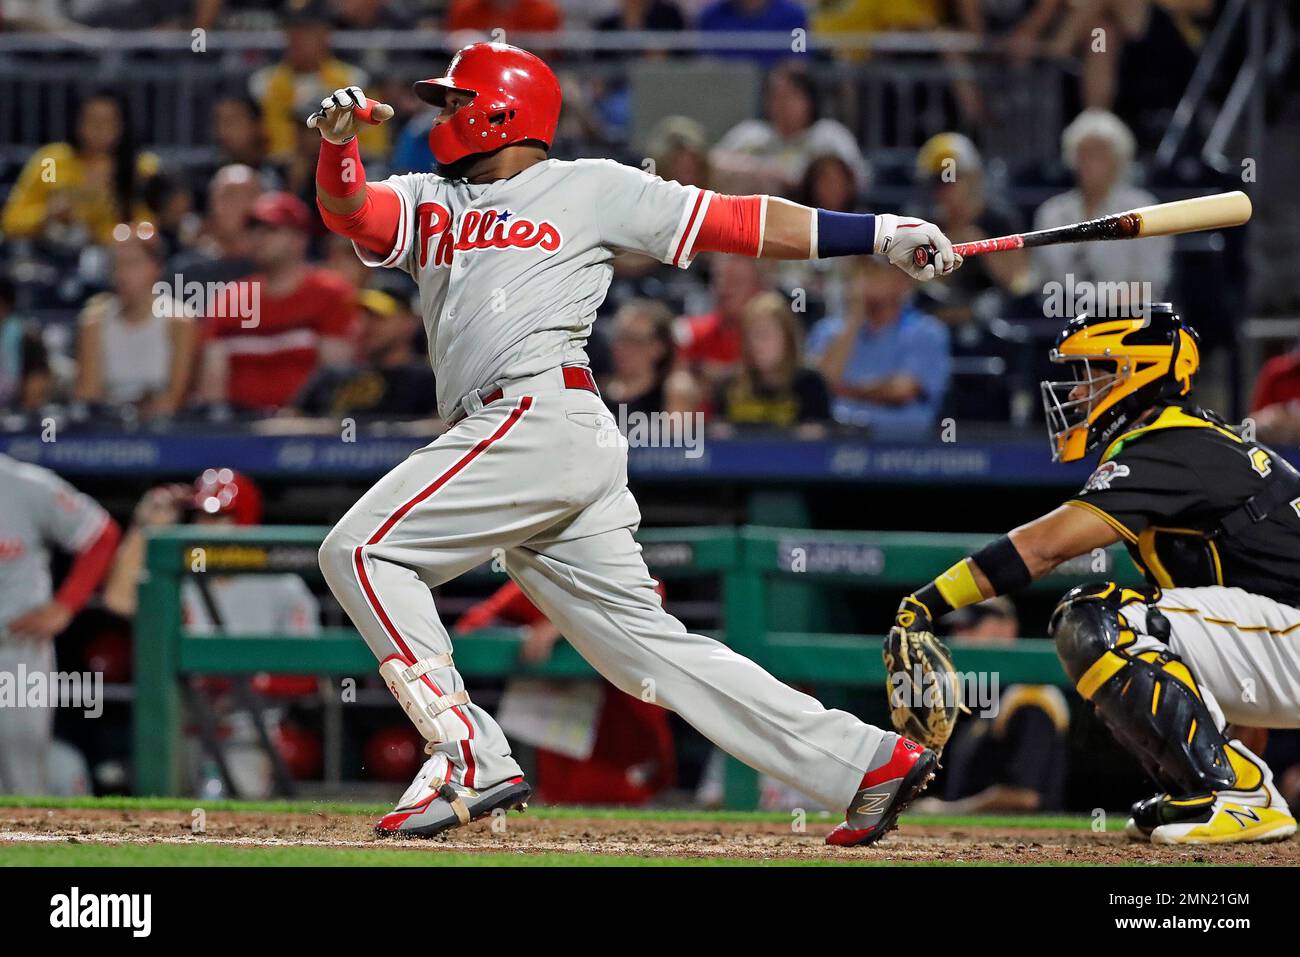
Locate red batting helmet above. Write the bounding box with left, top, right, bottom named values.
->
left=191, top=467, right=263, bottom=526
left=414, top=42, right=562, bottom=166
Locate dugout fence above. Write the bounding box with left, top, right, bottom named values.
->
left=135, top=524, right=1141, bottom=806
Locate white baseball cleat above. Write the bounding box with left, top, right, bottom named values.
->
left=374, top=752, right=532, bottom=838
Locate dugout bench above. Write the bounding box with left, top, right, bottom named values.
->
left=134, top=525, right=1143, bottom=806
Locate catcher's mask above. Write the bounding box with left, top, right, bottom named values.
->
left=414, top=42, right=561, bottom=167
left=1041, top=304, right=1200, bottom=463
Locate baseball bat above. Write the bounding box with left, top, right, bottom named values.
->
left=912, top=191, right=1253, bottom=270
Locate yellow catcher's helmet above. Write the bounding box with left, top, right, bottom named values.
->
left=1041, top=304, right=1200, bottom=462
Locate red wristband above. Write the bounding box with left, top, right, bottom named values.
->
left=317, top=137, right=365, bottom=197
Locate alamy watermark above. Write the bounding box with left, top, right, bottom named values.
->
left=596, top=404, right=705, bottom=459
left=1042, top=274, right=1152, bottom=320
left=0, top=666, right=102, bottom=718
left=889, top=666, right=1000, bottom=718
left=152, top=274, right=261, bottom=328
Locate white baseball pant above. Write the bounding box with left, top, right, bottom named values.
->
left=1119, top=586, right=1300, bottom=731
left=318, top=369, right=891, bottom=809
left=0, top=639, right=54, bottom=794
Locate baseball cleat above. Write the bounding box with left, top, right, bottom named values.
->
left=1149, top=792, right=1296, bottom=846
left=826, top=737, right=938, bottom=847
left=375, top=752, right=532, bottom=838
left=1125, top=793, right=1164, bottom=840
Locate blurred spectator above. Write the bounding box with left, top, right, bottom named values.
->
left=646, top=115, right=712, bottom=189
left=912, top=133, right=1035, bottom=326
left=293, top=290, right=436, bottom=418
left=249, top=0, right=387, bottom=162
left=280, top=123, right=336, bottom=218
left=0, top=0, right=84, bottom=30
left=948, top=1, right=1061, bottom=127
left=455, top=580, right=676, bottom=805
left=711, top=64, right=867, bottom=197
left=390, top=108, right=438, bottom=175
left=321, top=232, right=373, bottom=291
left=589, top=0, right=686, bottom=135
left=603, top=299, right=698, bottom=419
left=796, top=153, right=860, bottom=213
left=697, top=0, right=808, bottom=67
left=205, top=95, right=278, bottom=183
left=807, top=255, right=951, bottom=434
left=1250, top=344, right=1300, bottom=446
left=60, top=0, right=197, bottom=28
left=168, top=165, right=263, bottom=286
left=1033, top=109, right=1172, bottom=303
left=914, top=597, right=1070, bottom=814
left=955, top=0, right=1061, bottom=62
left=596, top=0, right=685, bottom=37
left=331, top=0, right=413, bottom=29
left=676, top=255, right=768, bottom=389
left=1049, top=0, right=1214, bottom=114
left=445, top=0, right=562, bottom=33
left=0, top=278, right=52, bottom=412
left=813, top=0, right=943, bottom=56
left=197, top=193, right=356, bottom=412
left=139, top=171, right=201, bottom=260
left=74, top=225, right=199, bottom=418
left=716, top=292, right=830, bottom=430
left=1, top=90, right=159, bottom=246
left=777, top=151, right=864, bottom=322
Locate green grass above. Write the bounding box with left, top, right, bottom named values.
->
left=0, top=794, right=1107, bottom=832
left=1, top=843, right=887, bottom=867
left=0, top=795, right=1130, bottom=867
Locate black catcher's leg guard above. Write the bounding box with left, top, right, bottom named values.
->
left=1049, top=582, right=1263, bottom=797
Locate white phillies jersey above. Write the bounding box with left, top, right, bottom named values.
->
left=356, top=158, right=713, bottom=419
left=0, top=454, right=111, bottom=634
left=181, top=575, right=321, bottom=637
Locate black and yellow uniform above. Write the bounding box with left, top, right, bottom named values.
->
left=716, top=368, right=831, bottom=428
left=1066, top=402, right=1300, bottom=607
left=941, top=684, right=1069, bottom=809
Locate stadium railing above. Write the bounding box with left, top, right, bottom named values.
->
left=0, top=29, right=1067, bottom=171
left=135, top=523, right=1142, bottom=806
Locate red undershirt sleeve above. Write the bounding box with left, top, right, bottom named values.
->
left=317, top=183, right=402, bottom=258
left=53, top=516, right=121, bottom=615
left=692, top=194, right=764, bottom=258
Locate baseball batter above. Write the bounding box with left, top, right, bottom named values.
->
left=309, top=42, right=961, bottom=844
left=0, top=454, right=120, bottom=794
left=888, top=304, right=1300, bottom=845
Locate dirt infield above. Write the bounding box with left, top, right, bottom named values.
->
left=3, top=805, right=1299, bottom=864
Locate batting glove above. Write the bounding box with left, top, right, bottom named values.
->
left=874, top=213, right=962, bottom=281
left=306, top=86, right=394, bottom=145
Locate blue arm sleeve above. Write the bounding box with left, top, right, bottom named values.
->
left=815, top=210, right=876, bottom=259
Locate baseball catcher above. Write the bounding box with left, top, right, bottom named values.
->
left=308, top=43, right=961, bottom=845
left=887, top=303, right=1300, bottom=844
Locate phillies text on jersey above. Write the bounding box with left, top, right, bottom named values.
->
left=354, top=158, right=712, bottom=419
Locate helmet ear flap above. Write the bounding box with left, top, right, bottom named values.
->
left=1173, top=327, right=1200, bottom=394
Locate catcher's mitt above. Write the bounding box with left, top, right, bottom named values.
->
left=883, top=596, right=967, bottom=753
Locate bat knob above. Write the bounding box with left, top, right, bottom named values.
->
left=912, top=246, right=935, bottom=270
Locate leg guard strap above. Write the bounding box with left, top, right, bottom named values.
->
left=379, top=654, right=472, bottom=745
left=1050, top=582, right=1260, bottom=795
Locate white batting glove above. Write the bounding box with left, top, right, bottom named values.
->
left=874, top=213, right=963, bottom=281
left=306, top=86, right=394, bottom=145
